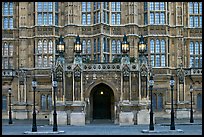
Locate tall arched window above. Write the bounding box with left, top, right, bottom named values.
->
left=112, top=40, right=116, bottom=54
left=44, top=56, right=47, bottom=67
left=94, top=39, right=96, bottom=53
left=195, top=42, right=199, bottom=54
left=117, top=40, right=121, bottom=54
left=190, top=42, right=194, bottom=55
left=152, top=93, right=157, bottom=110
left=48, top=40, right=53, bottom=53
left=161, top=40, right=165, bottom=53
left=49, top=56, right=53, bottom=67
left=150, top=39, right=154, bottom=53
left=87, top=40, right=91, bottom=54
left=9, top=44, right=13, bottom=56
left=197, top=93, right=202, bottom=111
left=38, top=56, right=42, bottom=67
left=47, top=95, right=52, bottom=111
left=2, top=96, right=7, bottom=111
left=97, top=38, right=100, bottom=52
left=155, top=39, right=160, bottom=53
left=82, top=40, right=86, bottom=54
left=9, top=2, right=13, bottom=15
left=38, top=40, right=43, bottom=53
left=43, top=40, right=47, bottom=53
left=41, top=95, right=46, bottom=111
left=4, top=43, right=8, bottom=56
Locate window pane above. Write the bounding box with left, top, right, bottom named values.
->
left=55, top=2, right=58, bottom=12
left=82, top=14, right=86, bottom=25
left=4, top=3, right=8, bottom=15
left=87, top=2, right=91, bottom=12
left=43, top=13, right=47, bottom=25
left=48, top=40, right=53, bottom=53
left=87, top=14, right=91, bottom=25
left=116, top=2, right=121, bottom=11
left=200, top=42, right=202, bottom=54
left=160, top=2, right=165, bottom=10
left=117, top=40, right=121, bottom=54
left=116, top=13, right=121, bottom=24
left=190, top=42, right=194, bottom=55
left=151, top=55, right=154, bottom=67
left=38, top=14, right=42, bottom=25
left=195, top=56, right=199, bottom=67
left=9, top=58, right=13, bottom=68
left=9, top=44, right=13, bottom=56
left=9, top=18, right=13, bottom=28
left=190, top=56, right=194, bottom=67
left=155, top=2, right=159, bottom=10
left=49, top=14, right=52, bottom=25
left=87, top=40, right=91, bottom=54
left=156, top=40, right=160, bottom=53
left=144, top=2, right=148, bottom=11
left=189, top=2, right=193, bottom=14
left=43, top=40, right=47, bottom=53
left=112, top=2, right=115, bottom=11
left=200, top=16, right=202, bottom=27
left=150, top=40, right=154, bottom=53
left=156, top=55, right=160, bottom=67
left=194, top=2, right=198, bottom=14
left=82, top=2, right=86, bottom=12
left=38, top=2, right=42, bottom=12
left=44, top=56, right=47, bottom=67
left=94, top=39, right=96, bottom=53
left=82, top=40, right=86, bottom=54
left=150, top=13, right=154, bottom=24
left=55, top=13, right=58, bottom=25
left=200, top=57, right=202, bottom=67
left=112, top=14, right=115, bottom=24
left=199, top=3, right=202, bottom=14
left=2, top=96, right=7, bottom=111
left=48, top=95, right=52, bottom=111
left=38, top=56, right=42, bottom=67
left=97, top=11, right=100, bottom=23
left=155, top=13, right=159, bottom=24
left=9, top=2, right=13, bottom=15
left=97, top=38, right=100, bottom=52
left=43, top=2, right=48, bottom=12
left=41, top=95, right=46, bottom=111
left=4, top=17, right=8, bottom=29
left=190, top=16, right=193, bottom=27
left=4, top=43, right=8, bottom=56
left=112, top=40, right=116, bottom=54
left=161, top=55, right=165, bottom=66
left=197, top=94, right=202, bottom=111
left=49, top=56, right=53, bottom=67
left=38, top=40, right=43, bottom=53
left=150, top=2, right=154, bottom=10
left=194, top=16, right=199, bottom=27
left=161, top=40, right=165, bottom=53
left=144, top=13, right=148, bottom=25
left=160, top=12, right=165, bottom=24
left=195, top=42, right=199, bottom=54
left=48, top=2, right=52, bottom=12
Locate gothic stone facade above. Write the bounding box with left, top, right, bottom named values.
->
left=2, top=2, right=202, bottom=125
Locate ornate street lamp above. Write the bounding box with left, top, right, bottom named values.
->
left=121, top=34, right=130, bottom=54
left=32, top=76, right=37, bottom=132
left=8, top=88, right=13, bottom=124
left=56, top=35, right=65, bottom=57
left=149, top=75, right=154, bottom=130
left=190, top=84, right=194, bottom=123
left=74, top=35, right=82, bottom=54
left=170, top=75, right=175, bottom=130
left=138, top=35, right=147, bottom=54
left=52, top=72, right=58, bottom=132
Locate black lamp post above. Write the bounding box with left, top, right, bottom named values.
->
left=56, top=35, right=65, bottom=57
left=8, top=88, right=13, bottom=124
left=170, top=75, right=175, bottom=130
left=149, top=75, right=154, bottom=130
left=32, top=76, right=37, bottom=132
left=52, top=72, right=58, bottom=132
left=121, top=34, right=130, bottom=55
left=74, top=35, right=82, bottom=55
left=190, top=84, right=194, bottom=123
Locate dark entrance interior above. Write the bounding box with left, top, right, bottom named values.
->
left=91, top=83, right=114, bottom=120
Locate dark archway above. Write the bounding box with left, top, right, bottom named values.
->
left=90, top=83, right=114, bottom=120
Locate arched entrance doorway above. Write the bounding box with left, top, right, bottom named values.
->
left=90, top=83, right=114, bottom=120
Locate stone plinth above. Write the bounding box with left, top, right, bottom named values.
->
left=15, top=111, right=28, bottom=119
left=49, top=111, right=67, bottom=125
left=119, top=112, right=134, bottom=126
left=70, top=112, right=85, bottom=126
left=175, top=109, right=190, bottom=119
left=137, top=109, right=152, bottom=124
